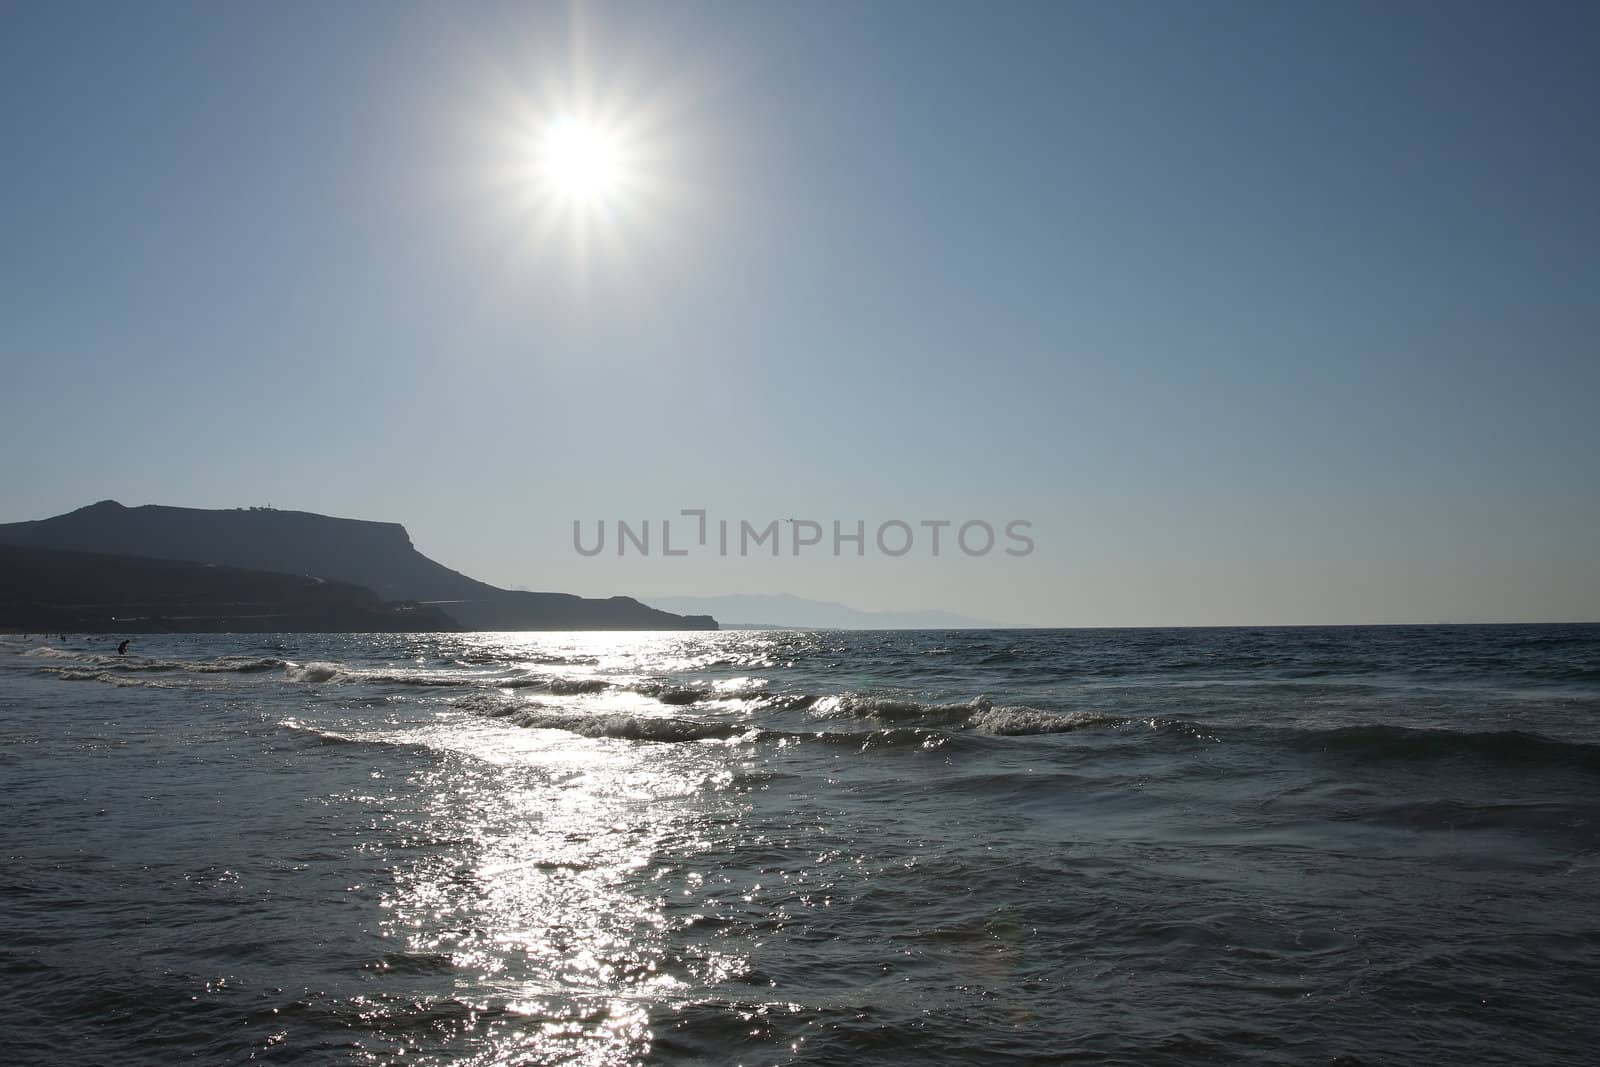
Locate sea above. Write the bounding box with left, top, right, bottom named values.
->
left=2, top=625, right=1598, bottom=1065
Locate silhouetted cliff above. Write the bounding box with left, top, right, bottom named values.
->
left=0, top=545, right=459, bottom=633
left=0, top=501, right=716, bottom=631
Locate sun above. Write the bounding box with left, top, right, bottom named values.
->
left=538, top=116, right=624, bottom=206
left=469, top=46, right=691, bottom=278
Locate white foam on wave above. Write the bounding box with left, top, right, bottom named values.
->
left=43, top=667, right=195, bottom=689
left=458, top=687, right=1117, bottom=745
left=359, top=671, right=474, bottom=687
left=28, top=646, right=286, bottom=676
left=813, top=692, right=1120, bottom=735
left=504, top=706, right=755, bottom=743
left=26, top=646, right=91, bottom=660
left=284, top=662, right=598, bottom=691
left=282, top=662, right=478, bottom=686
left=814, top=693, right=996, bottom=725
left=969, top=706, right=1121, bottom=735
left=456, top=692, right=756, bottom=743
left=488, top=674, right=613, bottom=695
left=284, top=662, right=342, bottom=683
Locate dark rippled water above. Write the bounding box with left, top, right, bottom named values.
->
left=3, top=625, right=1599, bottom=1064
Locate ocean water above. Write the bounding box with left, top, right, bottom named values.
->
left=2, top=625, right=1598, bottom=1065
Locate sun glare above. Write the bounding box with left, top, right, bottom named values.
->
left=471, top=34, right=694, bottom=279
left=539, top=117, right=624, bottom=205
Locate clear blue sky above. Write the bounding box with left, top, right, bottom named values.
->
left=3, top=1, right=1596, bottom=625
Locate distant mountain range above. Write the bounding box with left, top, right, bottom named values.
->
left=643, top=593, right=1003, bottom=630
left=0, top=501, right=716, bottom=632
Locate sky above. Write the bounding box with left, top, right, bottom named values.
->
left=2, top=0, right=1596, bottom=626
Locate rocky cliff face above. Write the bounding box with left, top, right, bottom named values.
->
left=0, top=502, right=717, bottom=631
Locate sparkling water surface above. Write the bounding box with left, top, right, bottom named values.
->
left=3, top=626, right=1598, bottom=1064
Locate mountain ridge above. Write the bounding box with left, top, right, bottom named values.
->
left=0, top=501, right=716, bottom=631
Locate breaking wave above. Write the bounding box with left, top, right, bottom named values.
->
left=282, top=663, right=495, bottom=687
left=813, top=693, right=1131, bottom=735
left=283, top=662, right=345, bottom=684
left=460, top=695, right=756, bottom=743
left=455, top=689, right=1145, bottom=745
left=40, top=667, right=197, bottom=690
left=26, top=646, right=285, bottom=674
left=283, top=663, right=614, bottom=694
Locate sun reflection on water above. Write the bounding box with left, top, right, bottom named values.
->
left=369, top=698, right=753, bottom=1063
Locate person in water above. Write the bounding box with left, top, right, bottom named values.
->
left=118, top=640, right=129, bottom=656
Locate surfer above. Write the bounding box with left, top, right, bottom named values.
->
left=118, top=640, right=129, bottom=656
